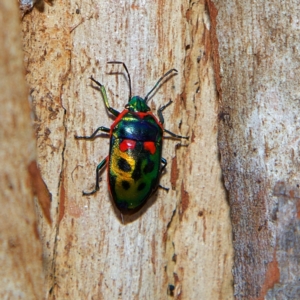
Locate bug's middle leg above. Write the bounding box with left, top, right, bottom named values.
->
left=164, top=129, right=189, bottom=140
left=158, top=100, right=189, bottom=140
left=158, top=99, right=173, bottom=124
left=75, top=126, right=110, bottom=140
left=82, top=156, right=108, bottom=196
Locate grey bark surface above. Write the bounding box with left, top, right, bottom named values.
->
left=214, top=0, right=300, bottom=299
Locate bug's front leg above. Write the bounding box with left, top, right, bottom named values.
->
left=74, top=126, right=110, bottom=140
left=90, top=76, right=120, bottom=117
left=82, top=157, right=108, bottom=196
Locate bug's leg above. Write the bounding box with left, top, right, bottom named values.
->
left=159, top=185, right=169, bottom=191
left=158, top=99, right=173, bottom=124
left=90, top=76, right=120, bottom=117
left=145, top=69, right=178, bottom=102
left=157, top=100, right=189, bottom=139
left=160, top=157, right=167, bottom=173
left=158, top=100, right=189, bottom=139
left=75, top=126, right=110, bottom=139
left=159, top=158, right=169, bottom=191
left=82, top=157, right=108, bottom=196
left=164, top=129, right=189, bottom=140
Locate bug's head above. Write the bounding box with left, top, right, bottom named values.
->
left=126, top=96, right=150, bottom=113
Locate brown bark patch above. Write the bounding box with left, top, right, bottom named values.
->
left=28, top=160, right=52, bottom=224
left=253, top=253, right=280, bottom=300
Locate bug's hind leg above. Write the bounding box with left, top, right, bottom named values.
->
left=82, top=157, right=108, bottom=196
left=160, top=157, right=167, bottom=173
left=159, top=157, right=169, bottom=191
left=159, top=185, right=169, bottom=191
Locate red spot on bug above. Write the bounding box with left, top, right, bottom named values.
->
left=144, top=141, right=156, bottom=154
left=120, top=139, right=136, bottom=152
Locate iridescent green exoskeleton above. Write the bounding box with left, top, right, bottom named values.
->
left=75, top=61, right=188, bottom=215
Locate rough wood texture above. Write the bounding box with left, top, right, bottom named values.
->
left=0, top=1, right=44, bottom=298
left=214, top=0, right=300, bottom=299
left=22, top=0, right=233, bottom=299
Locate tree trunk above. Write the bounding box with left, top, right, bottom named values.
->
left=0, top=1, right=44, bottom=298
left=21, top=0, right=233, bottom=299
left=213, top=0, right=300, bottom=299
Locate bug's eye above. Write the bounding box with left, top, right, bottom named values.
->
left=125, top=104, right=129, bottom=109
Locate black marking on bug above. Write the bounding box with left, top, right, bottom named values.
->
left=118, top=201, right=129, bottom=210
left=122, top=180, right=130, bottom=190
left=132, top=160, right=142, bottom=181
left=118, top=157, right=131, bottom=172
left=143, top=160, right=155, bottom=174
left=151, top=178, right=158, bottom=190
left=137, top=182, right=146, bottom=191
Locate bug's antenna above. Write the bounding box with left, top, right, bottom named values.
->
left=108, top=61, right=132, bottom=102
left=144, top=68, right=178, bottom=103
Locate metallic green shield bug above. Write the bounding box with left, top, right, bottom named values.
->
left=75, top=61, right=188, bottom=215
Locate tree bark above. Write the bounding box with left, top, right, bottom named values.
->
left=213, top=0, right=300, bottom=299
left=22, top=0, right=233, bottom=299
left=0, top=1, right=44, bottom=299
left=20, top=0, right=300, bottom=298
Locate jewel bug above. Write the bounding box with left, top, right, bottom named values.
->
left=75, top=61, right=188, bottom=215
